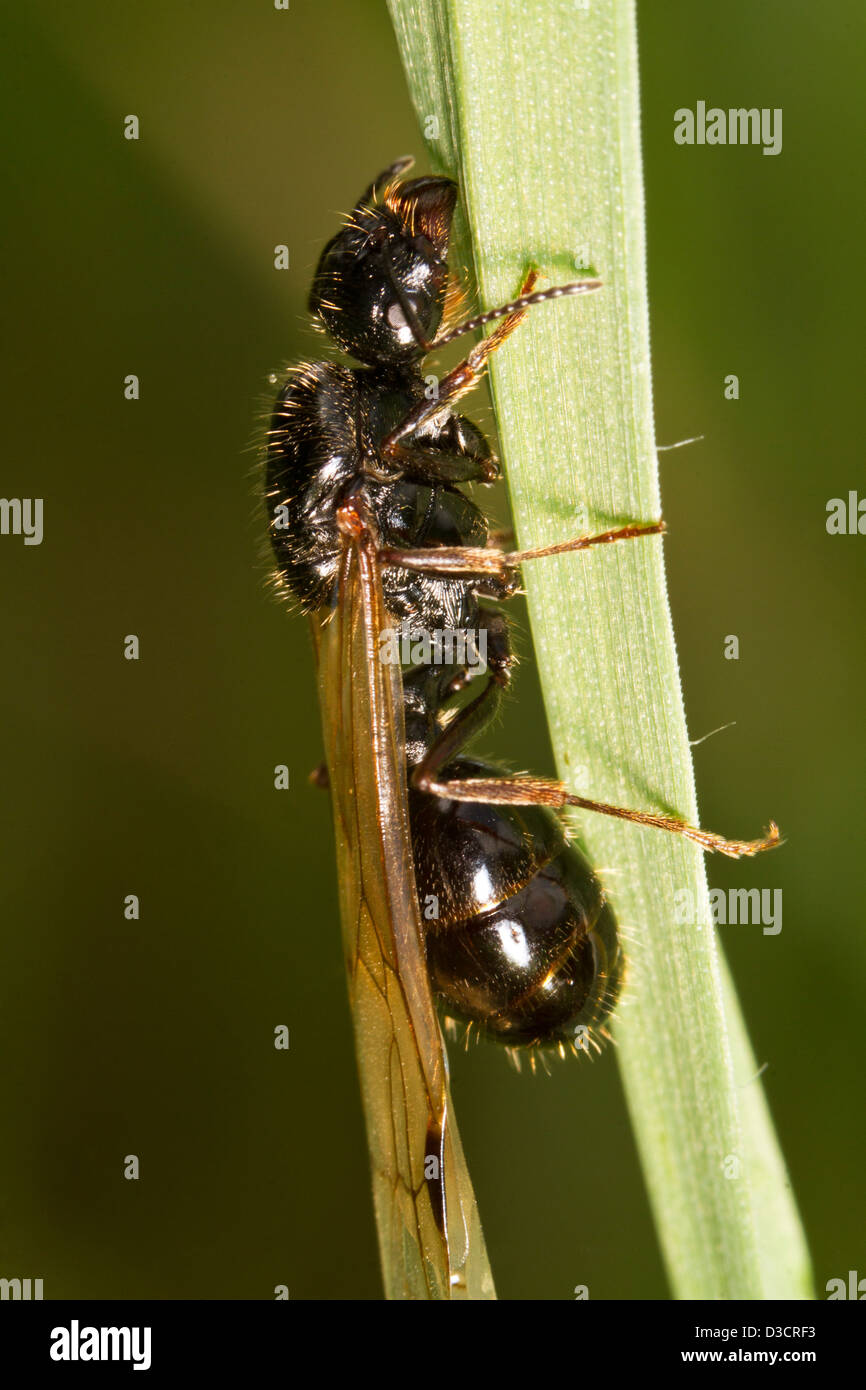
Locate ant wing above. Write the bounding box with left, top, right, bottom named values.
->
left=311, top=528, right=495, bottom=1301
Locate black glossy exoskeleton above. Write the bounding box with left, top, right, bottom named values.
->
left=265, top=159, right=778, bottom=1053
left=408, top=757, right=622, bottom=1046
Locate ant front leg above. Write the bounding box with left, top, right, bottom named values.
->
left=382, top=264, right=603, bottom=458
left=380, top=271, right=542, bottom=463
left=385, top=412, right=502, bottom=486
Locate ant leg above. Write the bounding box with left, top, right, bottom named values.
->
left=445, top=606, right=512, bottom=697
left=412, top=756, right=780, bottom=859
left=379, top=520, right=665, bottom=583
left=395, top=516, right=777, bottom=856
left=505, top=520, right=665, bottom=565
left=410, top=619, right=780, bottom=860
left=380, top=403, right=504, bottom=486
left=382, top=441, right=500, bottom=486
left=402, top=609, right=512, bottom=775
left=410, top=676, right=509, bottom=785
left=402, top=607, right=512, bottom=705
left=380, top=270, right=547, bottom=459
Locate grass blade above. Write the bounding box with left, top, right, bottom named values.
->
left=387, top=0, right=813, bottom=1298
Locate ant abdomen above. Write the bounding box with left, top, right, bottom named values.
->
left=409, top=758, right=623, bottom=1048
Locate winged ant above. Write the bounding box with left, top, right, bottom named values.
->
left=265, top=157, right=779, bottom=1055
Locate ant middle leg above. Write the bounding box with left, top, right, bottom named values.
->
left=404, top=552, right=780, bottom=859
left=379, top=519, right=665, bottom=583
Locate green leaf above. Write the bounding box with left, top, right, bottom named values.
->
left=387, top=0, right=813, bottom=1299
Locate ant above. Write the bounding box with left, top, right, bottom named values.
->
left=265, top=157, right=779, bottom=1052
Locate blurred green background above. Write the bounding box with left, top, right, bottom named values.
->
left=1, top=1, right=863, bottom=1299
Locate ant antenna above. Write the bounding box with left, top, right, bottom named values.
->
left=434, top=277, right=602, bottom=349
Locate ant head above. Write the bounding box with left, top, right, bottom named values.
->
left=309, top=161, right=457, bottom=367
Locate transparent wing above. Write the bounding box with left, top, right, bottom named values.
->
left=312, top=524, right=495, bottom=1301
